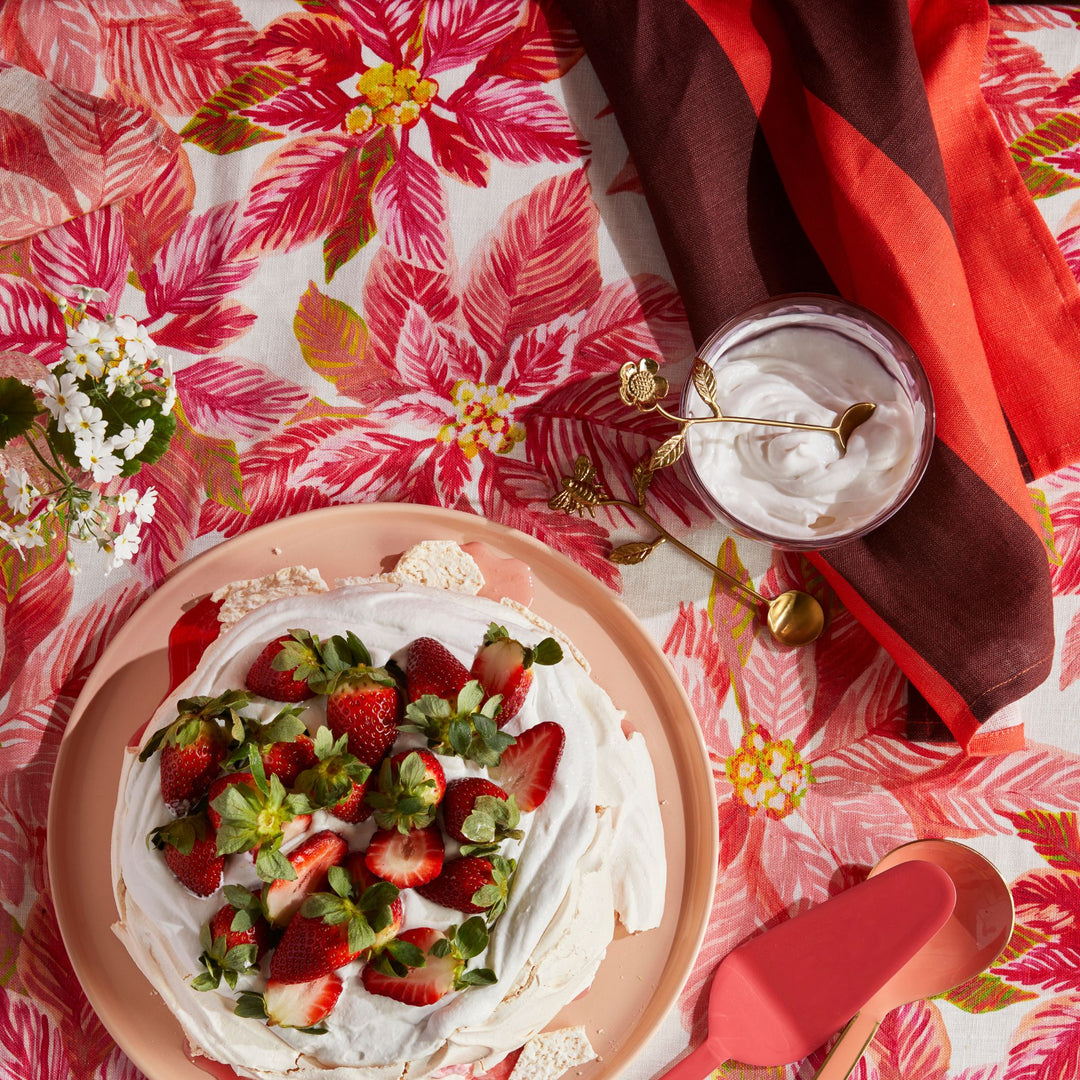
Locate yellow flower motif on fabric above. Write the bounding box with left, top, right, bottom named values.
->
left=349, top=63, right=438, bottom=131
left=724, top=725, right=814, bottom=819
left=438, top=380, right=525, bottom=459
left=618, top=357, right=668, bottom=411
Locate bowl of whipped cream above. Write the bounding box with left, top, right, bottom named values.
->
left=681, top=294, right=934, bottom=549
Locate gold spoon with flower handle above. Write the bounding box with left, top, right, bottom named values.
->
left=548, top=454, right=825, bottom=647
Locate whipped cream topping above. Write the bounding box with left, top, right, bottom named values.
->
left=686, top=323, right=926, bottom=541
left=112, top=582, right=665, bottom=1080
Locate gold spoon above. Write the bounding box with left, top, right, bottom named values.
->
left=683, top=399, right=877, bottom=452
left=549, top=455, right=825, bottom=647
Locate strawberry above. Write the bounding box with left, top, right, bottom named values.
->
left=364, top=825, right=444, bottom=889
left=470, top=624, right=562, bottom=726
left=207, top=771, right=255, bottom=830
left=361, top=919, right=495, bottom=1006
left=264, top=830, right=348, bottom=926
left=344, top=854, right=403, bottom=949
left=237, top=973, right=343, bottom=1030
left=441, top=777, right=521, bottom=847
left=400, top=681, right=511, bottom=768
left=293, top=727, right=373, bottom=824
left=365, top=749, right=446, bottom=833
left=261, top=733, right=317, bottom=787
left=488, top=721, right=565, bottom=812
left=245, top=633, right=321, bottom=702
left=149, top=813, right=224, bottom=897
left=193, top=886, right=269, bottom=991
left=325, top=674, right=401, bottom=767
left=405, top=638, right=471, bottom=703
left=416, top=855, right=515, bottom=920
left=269, top=865, right=401, bottom=983
left=225, top=705, right=316, bottom=787
left=139, top=690, right=249, bottom=814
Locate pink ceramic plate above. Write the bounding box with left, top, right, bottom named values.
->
left=47, top=504, right=718, bottom=1080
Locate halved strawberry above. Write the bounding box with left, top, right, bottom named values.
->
left=364, top=825, right=444, bottom=889
left=149, top=813, right=224, bottom=897
left=193, top=886, right=269, bottom=991
left=406, top=638, right=471, bottom=703
left=264, top=830, right=348, bottom=926
left=470, top=624, right=562, bottom=726
left=415, top=855, right=514, bottom=920
left=247, top=973, right=343, bottom=1030
left=365, top=749, right=446, bottom=833
left=293, top=727, right=373, bottom=824
left=361, top=920, right=495, bottom=1006
left=488, top=721, right=565, bottom=812
left=441, top=777, right=521, bottom=846
left=140, top=691, right=248, bottom=814
left=245, top=633, right=320, bottom=702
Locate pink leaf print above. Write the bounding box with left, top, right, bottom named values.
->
left=175, top=355, right=310, bottom=440
left=860, top=1000, right=949, bottom=1080
left=331, top=0, right=425, bottom=65
left=474, top=0, right=584, bottom=83
left=152, top=299, right=256, bottom=354
left=395, top=303, right=457, bottom=395
left=103, top=0, right=254, bottom=115
left=30, top=204, right=129, bottom=316
left=362, top=245, right=458, bottom=370
left=449, top=74, right=583, bottom=165
left=94, top=1045, right=146, bottom=1080
left=198, top=417, right=355, bottom=538
left=425, top=111, right=490, bottom=188
left=252, top=10, right=364, bottom=82
left=0, top=989, right=70, bottom=1080
left=1050, top=492, right=1080, bottom=594
left=662, top=602, right=734, bottom=744
left=0, top=275, right=64, bottom=363
left=1009, top=808, right=1080, bottom=870
left=462, top=168, right=600, bottom=359
left=981, top=26, right=1063, bottom=144
left=573, top=275, right=692, bottom=370
left=422, top=0, right=525, bottom=76
left=1001, top=994, right=1080, bottom=1080
left=0, top=557, right=72, bottom=698
left=16, top=0, right=100, bottom=93
left=0, top=105, right=78, bottom=214
left=122, top=145, right=196, bottom=275
left=372, top=144, right=450, bottom=270
left=1061, top=610, right=1080, bottom=690
left=1056, top=224, right=1080, bottom=289
left=142, top=201, right=258, bottom=319
left=237, top=135, right=367, bottom=255
left=240, top=82, right=354, bottom=134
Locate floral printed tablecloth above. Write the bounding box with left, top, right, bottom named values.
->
left=2, top=2, right=1080, bottom=1079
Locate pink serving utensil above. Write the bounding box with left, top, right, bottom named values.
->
left=811, top=839, right=1014, bottom=1080
left=656, top=859, right=956, bottom=1079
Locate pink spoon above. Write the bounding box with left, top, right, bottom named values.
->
left=812, top=839, right=1014, bottom=1080
left=658, top=859, right=956, bottom=1079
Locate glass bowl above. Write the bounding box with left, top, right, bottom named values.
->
left=680, top=294, right=935, bottom=551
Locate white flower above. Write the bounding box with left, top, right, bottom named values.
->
left=66, top=403, right=107, bottom=442
left=115, top=489, right=138, bottom=514
left=107, top=520, right=142, bottom=569
left=103, top=351, right=133, bottom=395
left=74, top=437, right=123, bottom=483
left=71, top=493, right=107, bottom=541
left=73, top=285, right=109, bottom=303
left=65, top=317, right=112, bottom=376
left=36, top=372, right=90, bottom=431
left=114, top=418, right=154, bottom=460
left=133, top=487, right=157, bottom=525
left=160, top=373, right=177, bottom=416
left=3, top=467, right=40, bottom=516
left=0, top=519, right=46, bottom=557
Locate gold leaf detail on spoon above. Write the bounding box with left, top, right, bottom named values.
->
left=631, top=457, right=654, bottom=507
left=609, top=539, right=662, bottom=565
left=691, top=358, right=721, bottom=417
left=649, top=431, right=685, bottom=471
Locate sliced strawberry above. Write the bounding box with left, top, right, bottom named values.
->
left=264, top=830, right=348, bottom=926
left=488, top=721, right=565, bottom=813
left=344, top=854, right=403, bottom=949
left=416, top=855, right=514, bottom=919
left=441, top=777, right=521, bottom=846
left=245, top=634, right=318, bottom=702
left=405, top=637, right=471, bottom=703
left=140, top=691, right=249, bottom=815
left=193, top=886, right=269, bottom=991
left=150, top=813, right=224, bottom=897
left=470, top=624, right=562, bottom=726
left=261, top=973, right=343, bottom=1028
left=365, top=749, right=446, bottom=833
left=325, top=674, right=401, bottom=767
left=364, top=825, right=444, bottom=889
left=361, top=927, right=458, bottom=1006
left=294, top=727, right=373, bottom=824
left=207, top=771, right=255, bottom=830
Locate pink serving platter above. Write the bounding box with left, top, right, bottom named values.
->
left=47, top=503, right=718, bottom=1080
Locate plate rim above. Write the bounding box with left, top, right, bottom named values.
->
left=47, top=503, right=718, bottom=1080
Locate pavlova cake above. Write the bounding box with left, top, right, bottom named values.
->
left=111, top=543, right=666, bottom=1080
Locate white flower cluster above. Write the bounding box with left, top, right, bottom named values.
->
left=1, top=286, right=174, bottom=573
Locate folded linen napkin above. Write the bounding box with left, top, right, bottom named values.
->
left=0, top=61, right=179, bottom=245
left=560, top=0, right=1080, bottom=753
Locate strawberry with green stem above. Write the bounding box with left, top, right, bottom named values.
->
left=400, top=682, right=513, bottom=768
left=139, top=690, right=250, bottom=814
left=149, top=812, right=224, bottom=897
left=224, top=705, right=316, bottom=787
left=365, top=749, right=446, bottom=833
left=405, top=637, right=471, bottom=703
left=293, top=727, right=372, bottom=824
left=211, top=746, right=313, bottom=882
left=470, top=624, right=563, bottom=726
left=416, top=855, right=515, bottom=921
left=441, top=777, right=522, bottom=849
left=193, top=886, right=269, bottom=991
left=236, top=973, right=342, bottom=1033
left=264, top=829, right=348, bottom=927
left=246, top=631, right=325, bottom=702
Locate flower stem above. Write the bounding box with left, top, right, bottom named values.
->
left=21, top=429, right=70, bottom=488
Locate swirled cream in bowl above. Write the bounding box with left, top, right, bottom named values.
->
left=681, top=295, right=934, bottom=549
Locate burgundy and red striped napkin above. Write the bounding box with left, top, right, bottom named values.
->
left=560, top=0, right=1080, bottom=753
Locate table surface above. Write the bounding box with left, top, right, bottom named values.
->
left=3, top=4, right=1080, bottom=1080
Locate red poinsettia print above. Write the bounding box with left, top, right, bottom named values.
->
left=197, top=0, right=585, bottom=277
left=202, top=167, right=700, bottom=584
